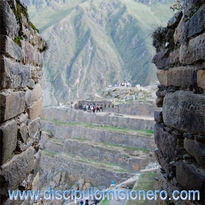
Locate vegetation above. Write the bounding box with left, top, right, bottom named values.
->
left=42, top=118, right=153, bottom=137
left=11, top=1, right=39, bottom=34
left=61, top=152, right=128, bottom=173
left=71, top=137, right=150, bottom=153
left=102, top=142, right=150, bottom=153
left=126, top=171, right=157, bottom=205
left=13, top=2, right=29, bottom=21
left=100, top=197, right=110, bottom=205
left=42, top=149, right=57, bottom=157
left=29, top=21, right=39, bottom=33
left=14, top=36, right=23, bottom=47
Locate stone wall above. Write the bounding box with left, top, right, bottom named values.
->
left=0, top=0, right=45, bottom=203
left=75, top=100, right=155, bottom=116
left=42, top=107, right=154, bottom=130
left=41, top=120, right=155, bottom=151
left=153, top=1, right=205, bottom=204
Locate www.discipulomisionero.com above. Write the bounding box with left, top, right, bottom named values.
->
left=8, top=187, right=200, bottom=202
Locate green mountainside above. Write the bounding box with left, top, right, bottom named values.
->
left=25, top=0, right=174, bottom=105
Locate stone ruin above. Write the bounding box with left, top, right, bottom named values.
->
left=153, top=0, right=205, bottom=204
left=0, top=0, right=205, bottom=204
left=0, top=0, right=45, bottom=204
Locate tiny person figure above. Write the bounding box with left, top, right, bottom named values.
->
left=85, top=199, right=89, bottom=205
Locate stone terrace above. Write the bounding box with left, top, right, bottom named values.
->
left=40, top=106, right=155, bottom=187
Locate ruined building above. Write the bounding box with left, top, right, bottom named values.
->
left=153, top=0, right=205, bottom=204
left=0, top=0, right=45, bottom=203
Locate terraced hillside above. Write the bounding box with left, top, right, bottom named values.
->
left=39, top=105, right=156, bottom=188
left=24, top=0, right=174, bottom=104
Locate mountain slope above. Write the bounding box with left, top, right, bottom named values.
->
left=25, top=0, right=174, bottom=105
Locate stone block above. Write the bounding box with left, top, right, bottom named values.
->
left=28, top=118, right=40, bottom=138
left=154, top=123, right=177, bottom=159
left=18, top=123, right=29, bottom=143
left=186, top=4, right=205, bottom=39
left=28, top=98, right=42, bottom=120
left=0, top=90, right=25, bottom=122
left=0, top=120, right=17, bottom=165
left=0, top=57, right=31, bottom=89
left=197, top=70, right=205, bottom=89
left=0, top=0, right=19, bottom=38
left=163, top=91, right=205, bottom=134
left=157, top=66, right=197, bottom=88
left=184, top=139, right=205, bottom=168
left=0, top=35, right=23, bottom=62
left=176, top=161, right=205, bottom=194
left=21, top=40, right=43, bottom=67
left=174, top=18, right=185, bottom=45
left=0, top=147, right=35, bottom=193
left=25, top=84, right=42, bottom=107
left=180, top=33, right=205, bottom=65
left=153, top=49, right=170, bottom=70
left=169, top=48, right=180, bottom=65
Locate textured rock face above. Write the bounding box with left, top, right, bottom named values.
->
left=153, top=1, right=205, bottom=204
left=0, top=0, right=44, bottom=203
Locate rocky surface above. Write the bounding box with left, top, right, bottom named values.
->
left=153, top=1, right=205, bottom=204
left=0, top=0, right=45, bottom=203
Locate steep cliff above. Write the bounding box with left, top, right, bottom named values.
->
left=23, top=0, right=174, bottom=104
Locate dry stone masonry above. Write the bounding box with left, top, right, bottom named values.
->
left=0, top=0, right=45, bottom=204
left=153, top=1, right=205, bottom=204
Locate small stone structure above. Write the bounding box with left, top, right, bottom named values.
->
left=153, top=1, right=205, bottom=204
left=0, top=0, right=45, bottom=203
